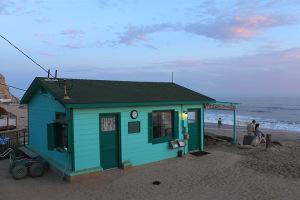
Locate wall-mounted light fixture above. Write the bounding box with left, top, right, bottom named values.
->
left=181, top=111, right=188, bottom=120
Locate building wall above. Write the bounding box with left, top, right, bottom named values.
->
left=28, top=89, right=68, bottom=170
left=72, top=104, right=203, bottom=172
left=0, top=115, right=16, bottom=127
left=0, top=103, right=27, bottom=129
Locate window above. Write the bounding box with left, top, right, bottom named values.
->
left=148, top=110, right=179, bottom=144
left=47, top=113, right=68, bottom=151
left=101, top=116, right=116, bottom=132
left=188, top=111, right=196, bottom=123
left=153, top=111, right=173, bottom=138
left=56, top=113, right=68, bottom=149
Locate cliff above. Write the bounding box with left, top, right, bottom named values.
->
left=0, top=73, right=19, bottom=103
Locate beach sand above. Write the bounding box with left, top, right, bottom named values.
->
left=205, top=123, right=300, bottom=178
left=0, top=125, right=300, bottom=200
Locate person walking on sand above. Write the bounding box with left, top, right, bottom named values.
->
left=255, top=123, right=266, bottom=143
left=247, top=120, right=256, bottom=135
left=218, top=118, right=222, bottom=128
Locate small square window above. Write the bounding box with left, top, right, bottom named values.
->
left=188, top=111, right=196, bottom=123
left=101, top=117, right=116, bottom=132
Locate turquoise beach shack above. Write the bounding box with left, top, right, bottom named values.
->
left=21, top=77, right=220, bottom=181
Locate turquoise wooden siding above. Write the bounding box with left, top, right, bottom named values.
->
left=72, top=104, right=204, bottom=171
left=73, top=111, right=101, bottom=171
left=28, top=89, right=68, bottom=170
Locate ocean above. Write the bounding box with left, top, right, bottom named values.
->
left=205, top=97, right=300, bottom=132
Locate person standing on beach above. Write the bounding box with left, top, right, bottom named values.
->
left=255, top=123, right=266, bottom=143
left=218, top=118, right=222, bottom=128
left=247, top=120, right=256, bottom=135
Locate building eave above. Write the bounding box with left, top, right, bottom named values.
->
left=65, top=100, right=216, bottom=109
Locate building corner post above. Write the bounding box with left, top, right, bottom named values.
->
left=233, top=109, right=237, bottom=144
left=200, top=107, right=204, bottom=151
left=66, top=107, right=75, bottom=173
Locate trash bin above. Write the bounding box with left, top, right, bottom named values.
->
left=177, top=150, right=183, bottom=157
left=243, top=135, right=256, bottom=145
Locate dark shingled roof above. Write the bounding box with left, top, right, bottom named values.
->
left=21, top=77, right=216, bottom=105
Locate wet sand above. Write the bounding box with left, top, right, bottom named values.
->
left=205, top=122, right=300, bottom=142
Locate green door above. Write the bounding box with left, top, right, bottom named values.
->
left=188, top=109, right=201, bottom=151
left=100, top=113, right=120, bottom=170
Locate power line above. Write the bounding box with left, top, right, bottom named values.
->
left=0, top=82, right=27, bottom=92
left=0, top=34, right=54, bottom=78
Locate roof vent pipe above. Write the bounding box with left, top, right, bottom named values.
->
left=63, top=79, right=71, bottom=100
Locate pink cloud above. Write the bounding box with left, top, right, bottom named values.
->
left=119, top=27, right=149, bottom=45
left=62, top=43, right=86, bottom=49
left=223, top=15, right=284, bottom=39
left=0, top=0, right=27, bottom=15
left=61, top=29, right=84, bottom=38
left=118, top=26, right=161, bottom=49
left=39, top=52, right=55, bottom=57
left=143, top=43, right=157, bottom=50
left=118, top=14, right=290, bottom=46
left=227, top=26, right=257, bottom=39
left=154, top=47, right=300, bottom=72
left=234, top=15, right=278, bottom=27
left=283, top=49, right=300, bottom=60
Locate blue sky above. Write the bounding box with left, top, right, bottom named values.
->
left=1, top=0, right=300, bottom=99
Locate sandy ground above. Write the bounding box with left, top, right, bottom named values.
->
left=1, top=126, right=300, bottom=200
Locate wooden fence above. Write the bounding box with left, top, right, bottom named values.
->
left=0, top=128, right=27, bottom=158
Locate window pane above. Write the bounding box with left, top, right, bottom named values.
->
left=188, top=111, right=196, bottom=123
left=61, top=124, right=68, bottom=148
left=55, top=113, right=68, bottom=149
left=152, top=111, right=173, bottom=139
left=101, top=117, right=116, bottom=132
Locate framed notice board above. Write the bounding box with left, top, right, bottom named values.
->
left=128, top=121, right=140, bottom=133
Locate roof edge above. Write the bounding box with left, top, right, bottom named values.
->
left=36, top=77, right=174, bottom=84
left=21, top=77, right=216, bottom=105
left=20, top=77, right=66, bottom=105
left=172, top=83, right=216, bottom=102
left=20, top=77, right=40, bottom=104
left=210, top=101, right=240, bottom=105
left=65, top=100, right=216, bottom=109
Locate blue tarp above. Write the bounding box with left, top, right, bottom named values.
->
left=0, top=136, right=9, bottom=145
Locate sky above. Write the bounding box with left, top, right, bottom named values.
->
left=1, top=0, right=300, bottom=99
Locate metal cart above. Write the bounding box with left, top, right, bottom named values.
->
left=1, top=146, right=47, bottom=180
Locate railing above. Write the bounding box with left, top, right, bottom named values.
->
left=0, top=128, right=27, bottom=159
left=0, top=148, right=15, bottom=162
left=0, top=125, right=17, bottom=132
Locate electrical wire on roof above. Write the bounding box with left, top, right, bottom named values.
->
left=0, top=82, right=27, bottom=91
left=0, top=34, right=54, bottom=78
